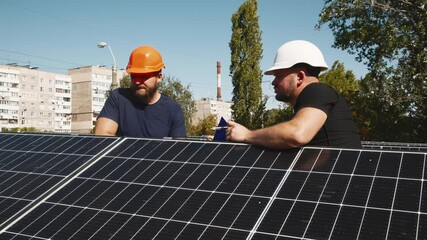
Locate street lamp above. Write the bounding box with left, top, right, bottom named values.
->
left=97, top=41, right=118, bottom=90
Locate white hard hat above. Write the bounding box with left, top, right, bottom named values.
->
left=264, top=40, right=328, bottom=75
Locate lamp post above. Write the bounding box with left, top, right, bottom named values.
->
left=97, top=41, right=118, bottom=90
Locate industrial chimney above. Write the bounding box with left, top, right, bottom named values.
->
left=216, top=61, right=222, bottom=101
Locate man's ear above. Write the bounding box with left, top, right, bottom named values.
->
left=296, top=71, right=305, bottom=84
left=157, top=73, right=163, bottom=82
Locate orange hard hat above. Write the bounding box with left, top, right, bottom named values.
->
left=126, top=46, right=165, bottom=74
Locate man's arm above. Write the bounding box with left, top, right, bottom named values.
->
left=226, top=107, right=327, bottom=149
left=169, top=106, right=187, bottom=138
left=95, top=117, right=119, bottom=136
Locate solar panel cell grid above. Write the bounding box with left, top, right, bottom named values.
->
left=0, top=133, right=120, bottom=231
left=1, top=138, right=300, bottom=239
left=401, top=153, right=424, bottom=178
left=254, top=147, right=427, bottom=239
left=1, top=133, right=426, bottom=239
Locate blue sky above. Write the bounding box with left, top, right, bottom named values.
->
left=0, top=0, right=367, bottom=109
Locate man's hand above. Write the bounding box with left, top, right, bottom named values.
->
left=226, top=121, right=251, bottom=143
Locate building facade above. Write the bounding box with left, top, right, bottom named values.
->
left=193, top=98, right=233, bottom=125
left=0, top=64, right=72, bottom=132
left=68, top=65, right=124, bottom=133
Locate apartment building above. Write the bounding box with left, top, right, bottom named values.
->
left=193, top=98, right=232, bottom=125
left=68, top=65, right=125, bottom=133
left=0, top=64, right=72, bottom=132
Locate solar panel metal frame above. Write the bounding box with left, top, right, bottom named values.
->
left=362, top=140, right=427, bottom=152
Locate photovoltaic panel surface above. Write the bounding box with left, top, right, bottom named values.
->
left=0, top=133, right=426, bottom=240
left=0, top=138, right=299, bottom=239
left=0, top=133, right=120, bottom=231
left=252, top=147, right=427, bottom=239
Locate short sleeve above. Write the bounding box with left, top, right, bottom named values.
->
left=98, top=89, right=120, bottom=123
left=170, top=105, right=186, bottom=138
left=295, top=83, right=338, bottom=114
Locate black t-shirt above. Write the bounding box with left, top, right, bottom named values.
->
left=294, top=83, right=361, bottom=149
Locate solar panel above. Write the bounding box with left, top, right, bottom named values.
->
left=0, top=133, right=426, bottom=239
left=362, top=141, right=427, bottom=152
left=252, top=147, right=427, bottom=239
left=0, top=133, right=120, bottom=231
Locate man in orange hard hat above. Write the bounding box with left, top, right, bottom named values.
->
left=226, top=40, right=361, bottom=149
left=95, top=46, right=186, bottom=138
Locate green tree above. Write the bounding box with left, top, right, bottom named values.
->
left=317, top=0, right=427, bottom=142
left=2, top=127, right=39, bottom=133
left=187, top=114, right=217, bottom=136
left=229, top=0, right=266, bottom=129
left=352, top=72, right=421, bottom=141
left=263, top=104, right=293, bottom=127
left=319, top=60, right=359, bottom=101
left=119, top=74, right=131, bottom=88
left=159, top=75, right=196, bottom=133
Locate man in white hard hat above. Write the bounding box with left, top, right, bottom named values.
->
left=226, top=40, right=361, bottom=149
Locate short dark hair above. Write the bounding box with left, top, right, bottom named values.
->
left=292, top=63, right=321, bottom=77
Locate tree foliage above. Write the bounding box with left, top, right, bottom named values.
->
left=1, top=127, right=39, bottom=133
left=119, top=74, right=131, bottom=88
left=187, top=114, right=217, bottom=137
left=317, top=0, right=427, bottom=142
left=263, top=104, right=294, bottom=127
left=229, top=0, right=266, bottom=129
left=159, top=75, right=196, bottom=133
left=352, top=72, right=424, bottom=141
left=319, top=60, right=359, bottom=100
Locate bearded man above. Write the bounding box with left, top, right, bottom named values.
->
left=226, top=40, right=361, bottom=149
left=95, top=46, right=186, bottom=138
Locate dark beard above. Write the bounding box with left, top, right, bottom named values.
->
left=275, top=93, right=291, bottom=103
left=132, top=84, right=158, bottom=103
